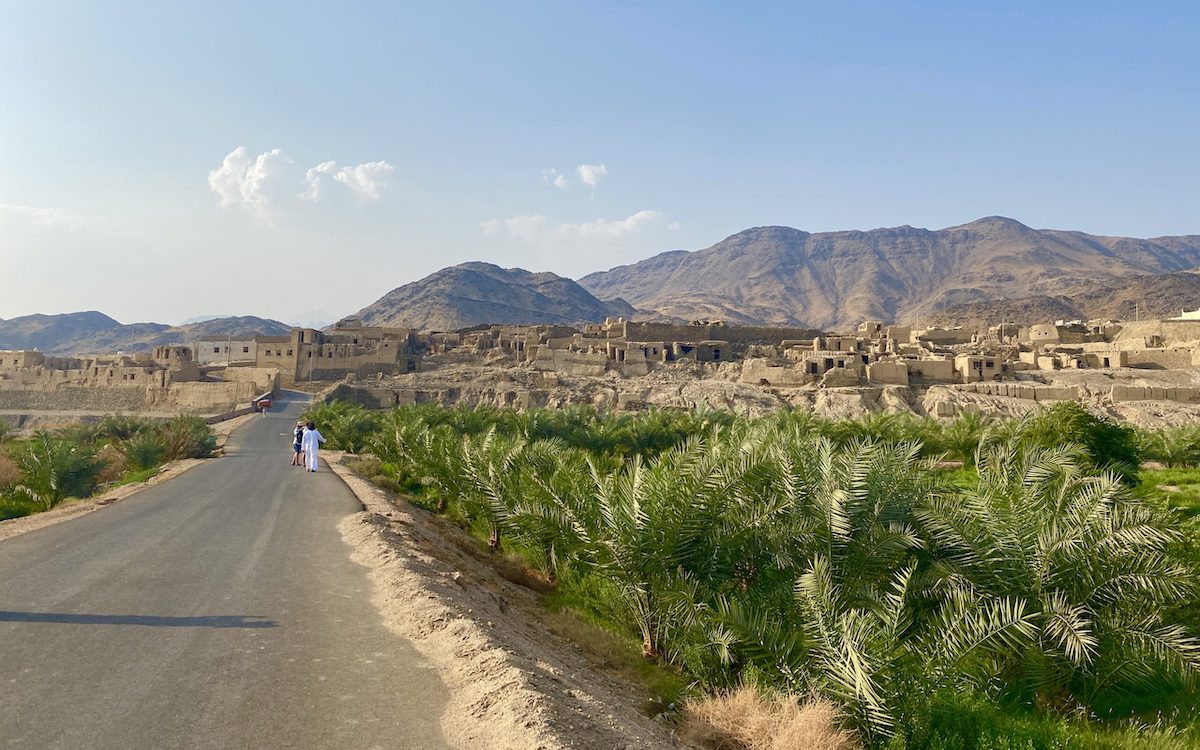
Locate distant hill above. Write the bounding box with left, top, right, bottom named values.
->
left=352, top=262, right=635, bottom=331
left=578, top=217, right=1200, bottom=330
left=924, top=272, right=1200, bottom=331
left=0, top=312, right=292, bottom=356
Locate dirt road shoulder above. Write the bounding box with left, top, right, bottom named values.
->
left=328, top=453, right=684, bottom=750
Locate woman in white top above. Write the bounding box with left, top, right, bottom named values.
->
left=301, top=421, right=326, bottom=472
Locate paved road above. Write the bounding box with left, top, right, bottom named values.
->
left=0, top=392, right=449, bottom=749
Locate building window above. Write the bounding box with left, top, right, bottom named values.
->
left=213, top=347, right=220, bottom=353
left=242, top=346, right=250, bottom=353
left=985, top=360, right=994, bottom=368
left=287, top=349, right=293, bottom=356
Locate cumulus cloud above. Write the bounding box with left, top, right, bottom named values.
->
left=302, top=159, right=395, bottom=200
left=482, top=210, right=671, bottom=242
left=207, top=147, right=286, bottom=215
left=576, top=162, right=607, bottom=188
left=332, top=161, right=394, bottom=199
left=301, top=160, right=338, bottom=201
left=541, top=168, right=569, bottom=190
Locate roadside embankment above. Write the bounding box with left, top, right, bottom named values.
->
left=328, top=453, right=684, bottom=750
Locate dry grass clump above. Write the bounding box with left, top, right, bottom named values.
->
left=683, top=686, right=858, bottom=750
left=0, top=452, right=20, bottom=487
left=94, top=445, right=128, bottom=485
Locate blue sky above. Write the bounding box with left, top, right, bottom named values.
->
left=1, top=1, right=1197, bottom=325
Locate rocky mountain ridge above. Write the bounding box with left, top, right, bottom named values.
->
left=0, top=312, right=292, bottom=356
left=352, top=262, right=635, bottom=331
left=579, top=217, right=1200, bottom=330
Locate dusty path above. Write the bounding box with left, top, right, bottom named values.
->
left=0, top=391, right=449, bottom=749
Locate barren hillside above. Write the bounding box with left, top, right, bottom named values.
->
left=0, top=312, right=292, bottom=355
left=353, top=262, right=635, bottom=331
left=579, top=217, right=1200, bottom=329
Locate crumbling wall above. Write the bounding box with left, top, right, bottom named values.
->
left=623, top=322, right=820, bottom=346
left=532, top=349, right=609, bottom=377
left=1111, top=385, right=1200, bottom=404
left=740, top=359, right=808, bottom=387
left=946, top=383, right=1079, bottom=401
left=1124, top=348, right=1196, bottom=370
left=222, top=366, right=281, bottom=392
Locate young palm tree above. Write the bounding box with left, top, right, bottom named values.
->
left=919, top=443, right=1200, bottom=708
left=10, top=431, right=99, bottom=512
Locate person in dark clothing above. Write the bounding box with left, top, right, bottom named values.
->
left=291, top=421, right=305, bottom=466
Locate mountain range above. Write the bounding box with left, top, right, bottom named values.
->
left=351, top=262, right=634, bottom=330
left=0, top=312, right=292, bottom=356
left=577, top=217, right=1200, bottom=330
left=10, top=217, right=1200, bottom=348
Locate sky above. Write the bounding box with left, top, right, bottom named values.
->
left=1, top=1, right=1197, bottom=326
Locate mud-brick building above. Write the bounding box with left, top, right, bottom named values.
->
left=256, top=318, right=418, bottom=383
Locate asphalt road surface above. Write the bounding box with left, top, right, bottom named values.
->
left=0, top=392, right=449, bottom=749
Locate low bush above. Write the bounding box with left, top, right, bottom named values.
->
left=683, top=686, right=858, bottom=750
left=122, top=432, right=168, bottom=471
left=159, top=416, right=216, bottom=460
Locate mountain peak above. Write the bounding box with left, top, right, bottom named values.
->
left=354, top=266, right=634, bottom=330
left=957, top=216, right=1031, bottom=231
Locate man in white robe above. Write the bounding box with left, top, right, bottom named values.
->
left=301, top=422, right=326, bottom=472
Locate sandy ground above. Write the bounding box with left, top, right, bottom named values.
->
left=328, top=453, right=687, bottom=750
left=0, top=412, right=257, bottom=543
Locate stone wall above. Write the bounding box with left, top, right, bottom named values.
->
left=531, top=349, right=609, bottom=376
left=0, top=388, right=149, bottom=412
left=221, top=366, right=280, bottom=392
left=740, top=359, right=808, bottom=387
left=623, top=322, right=821, bottom=346
left=1110, top=385, right=1200, bottom=403
left=949, top=383, right=1080, bottom=401
left=1124, top=348, right=1197, bottom=370
left=0, top=379, right=259, bottom=415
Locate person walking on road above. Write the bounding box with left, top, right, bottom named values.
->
left=301, top=421, right=326, bottom=472
left=291, top=421, right=305, bottom=466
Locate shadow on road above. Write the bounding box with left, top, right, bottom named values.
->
left=0, top=611, right=277, bottom=628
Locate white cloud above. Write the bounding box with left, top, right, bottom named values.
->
left=301, top=160, right=338, bottom=201
left=482, top=210, right=670, bottom=242
left=0, top=204, right=106, bottom=230
left=576, top=162, right=607, bottom=188
left=301, top=159, right=395, bottom=201
left=207, top=146, right=286, bottom=216
left=332, top=161, right=394, bottom=199
left=541, top=168, right=569, bottom=190
left=482, top=215, right=550, bottom=242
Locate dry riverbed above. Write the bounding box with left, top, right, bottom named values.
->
left=329, top=453, right=686, bottom=750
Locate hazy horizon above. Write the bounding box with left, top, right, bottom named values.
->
left=3, top=2, right=1197, bottom=324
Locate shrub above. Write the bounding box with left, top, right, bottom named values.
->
left=94, top=444, right=129, bottom=484
left=9, top=430, right=100, bottom=511
left=121, top=432, right=168, bottom=471
left=683, top=686, right=858, bottom=750
left=159, top=416, right=215, bottom=460
left=0, top=451, right=21, bottom=488
left=98, top=414, right=156, bottom=442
